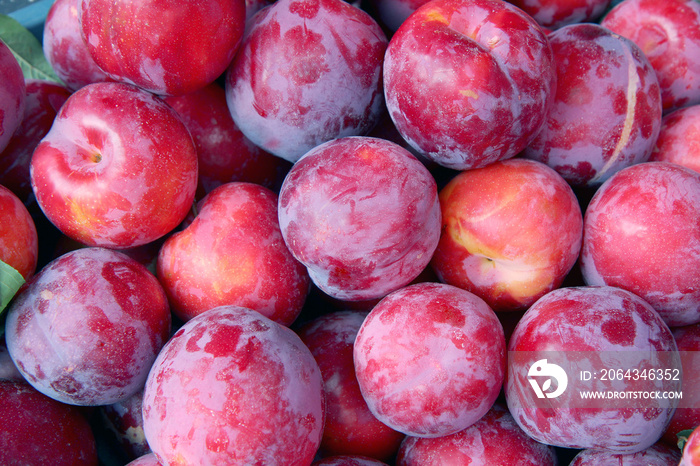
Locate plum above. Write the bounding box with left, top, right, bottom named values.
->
left=0, top=79, right=71, bottom=208
left=570, top=442, right=681, bottom=465
left=580, top=162, right=700, bottom=327
left=0, top=380, right=98, bottom=465
left=650, top=104, right=700, bottom=173
left=278, top=136, right=441, bottom=301
left=523, top=23, right=663, bottom=187
left=5, top=247, right=171, bottom=406
left=80, top=0, right=246, bottom=96
left=506, top=286, right=681, bottom=453
left=383, top=0, right=556, bottom=170
left=431, top=158, right=583, bottom=312
left=298, top=311, right=405, bottom=461
left=42, top=0, right=112, bottom=91
left=142, top=305, right=325, bottom=465
left=396, top=403, right=557, bottom=465
left=354, top=282, right=506, bottom=438
left=225, top=0, right=388, bottom=162
left=601, top=0, right=700, bottom=112
left=157, top=182, right=310, bottom=326
left=163, top=83, right=291, bottom=196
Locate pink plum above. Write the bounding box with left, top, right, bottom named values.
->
left=157, top=182, right=310, bottom=326
left=0, top=79, right=71, bottom=207
left=523, top=23, right=663, bottom=187
left=163, top=83, right=291, bottom=196
left=100, top=388, right=151, bottom=461
left=506, top=286, right=681, bottom=453
left=298, top=311, right=405, bottom=461
left=278, top=136, right=441, bottom=301
left=570, top=442, right=681, bottom=465
left=649, top=104, right=700, bottom=173
left=142, top=305, right=325, bottom=465
left=80, top=0, right=246, bottom=96
left=126, top=453, right=162, bottom=466
left=681, top=426, right=700, bottom=466
left=580, top=162, right=700, bottom=327
left=383, top=0, right=556, bottom=170
left=42, top=0, right=112, bottom=91
left=30, top=82, right=198, bottom=249
left=354, top=282, right=506, bottom=438
left=0, top=380, right=98, bottom=465
left=0, top=185, right=38, bottom=280
left=5, top=247, right=171, bottom=406
left=601, top=0, right=700, bottom=112
left=225, top=0, right=388, bottom=162
left=396, top=403, right=557, bottom=465
left=431, top=158, right=583, bottom=312
left=661, top=323, right=700, bottom=446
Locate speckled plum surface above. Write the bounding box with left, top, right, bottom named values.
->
left=396, top=403, right=557, bottom=465
left=580, top=162, right=700, bottom=327
left=0, top=380, right=98, bottom=466
left=226, top=0, right=387, bottom=163
left=30, top=82, right=198, bottom=249
left=354, top=282, right=506, bottom=438
left=570, top=442, right=681, bottom=465
left=43, top=0, right=112, bottom=91
left=650, top=104, right=700, bottom=173
left=508, top=0, right=611, bottom=29
left=142, top=305, right=324, bottom=465
left=506, top=286, right=680, bottom=453
left=80, top=0, right=246, bottom=96
left=298, top=311, right=405, bottom=461
left=431, top=158, right=583, bottom=312
left=157, top=182, right=310, bottom=326
left=601, top=0, right=700, bottom=112
left=278, top=136, right=441, bottom=301
left=5, top=247, right=171, bottom=406
left=0, top=39, right=25, bottom=154
left=383, top=0, right=556, bottom=170
left=523, top=23, right=662, bottom=187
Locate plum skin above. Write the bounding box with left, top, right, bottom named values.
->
left=226, top=0, right=388, bottom=163
left=580, top=162, right=700, bottom=327
left=383, top=0, right=556, bottom=170
left=506, top=285, right=681, bottom=453
left=278, top=136, right=441, bottom=302
left=30, top=82, right=198, bottom=249
left=353, top=282, right=506, bottom=438
left=5, top=247, right=171, bottom=406
left=142, top=305, right=325, bottom=466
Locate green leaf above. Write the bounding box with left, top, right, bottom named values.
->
left=0, top=14, right=62, bottom=84
left=678, top=429, right=695, bottom=452
left=0, top=259, right=24, bottom=316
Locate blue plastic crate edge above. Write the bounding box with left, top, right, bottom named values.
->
left=7, top=0, right=54, bottom=41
